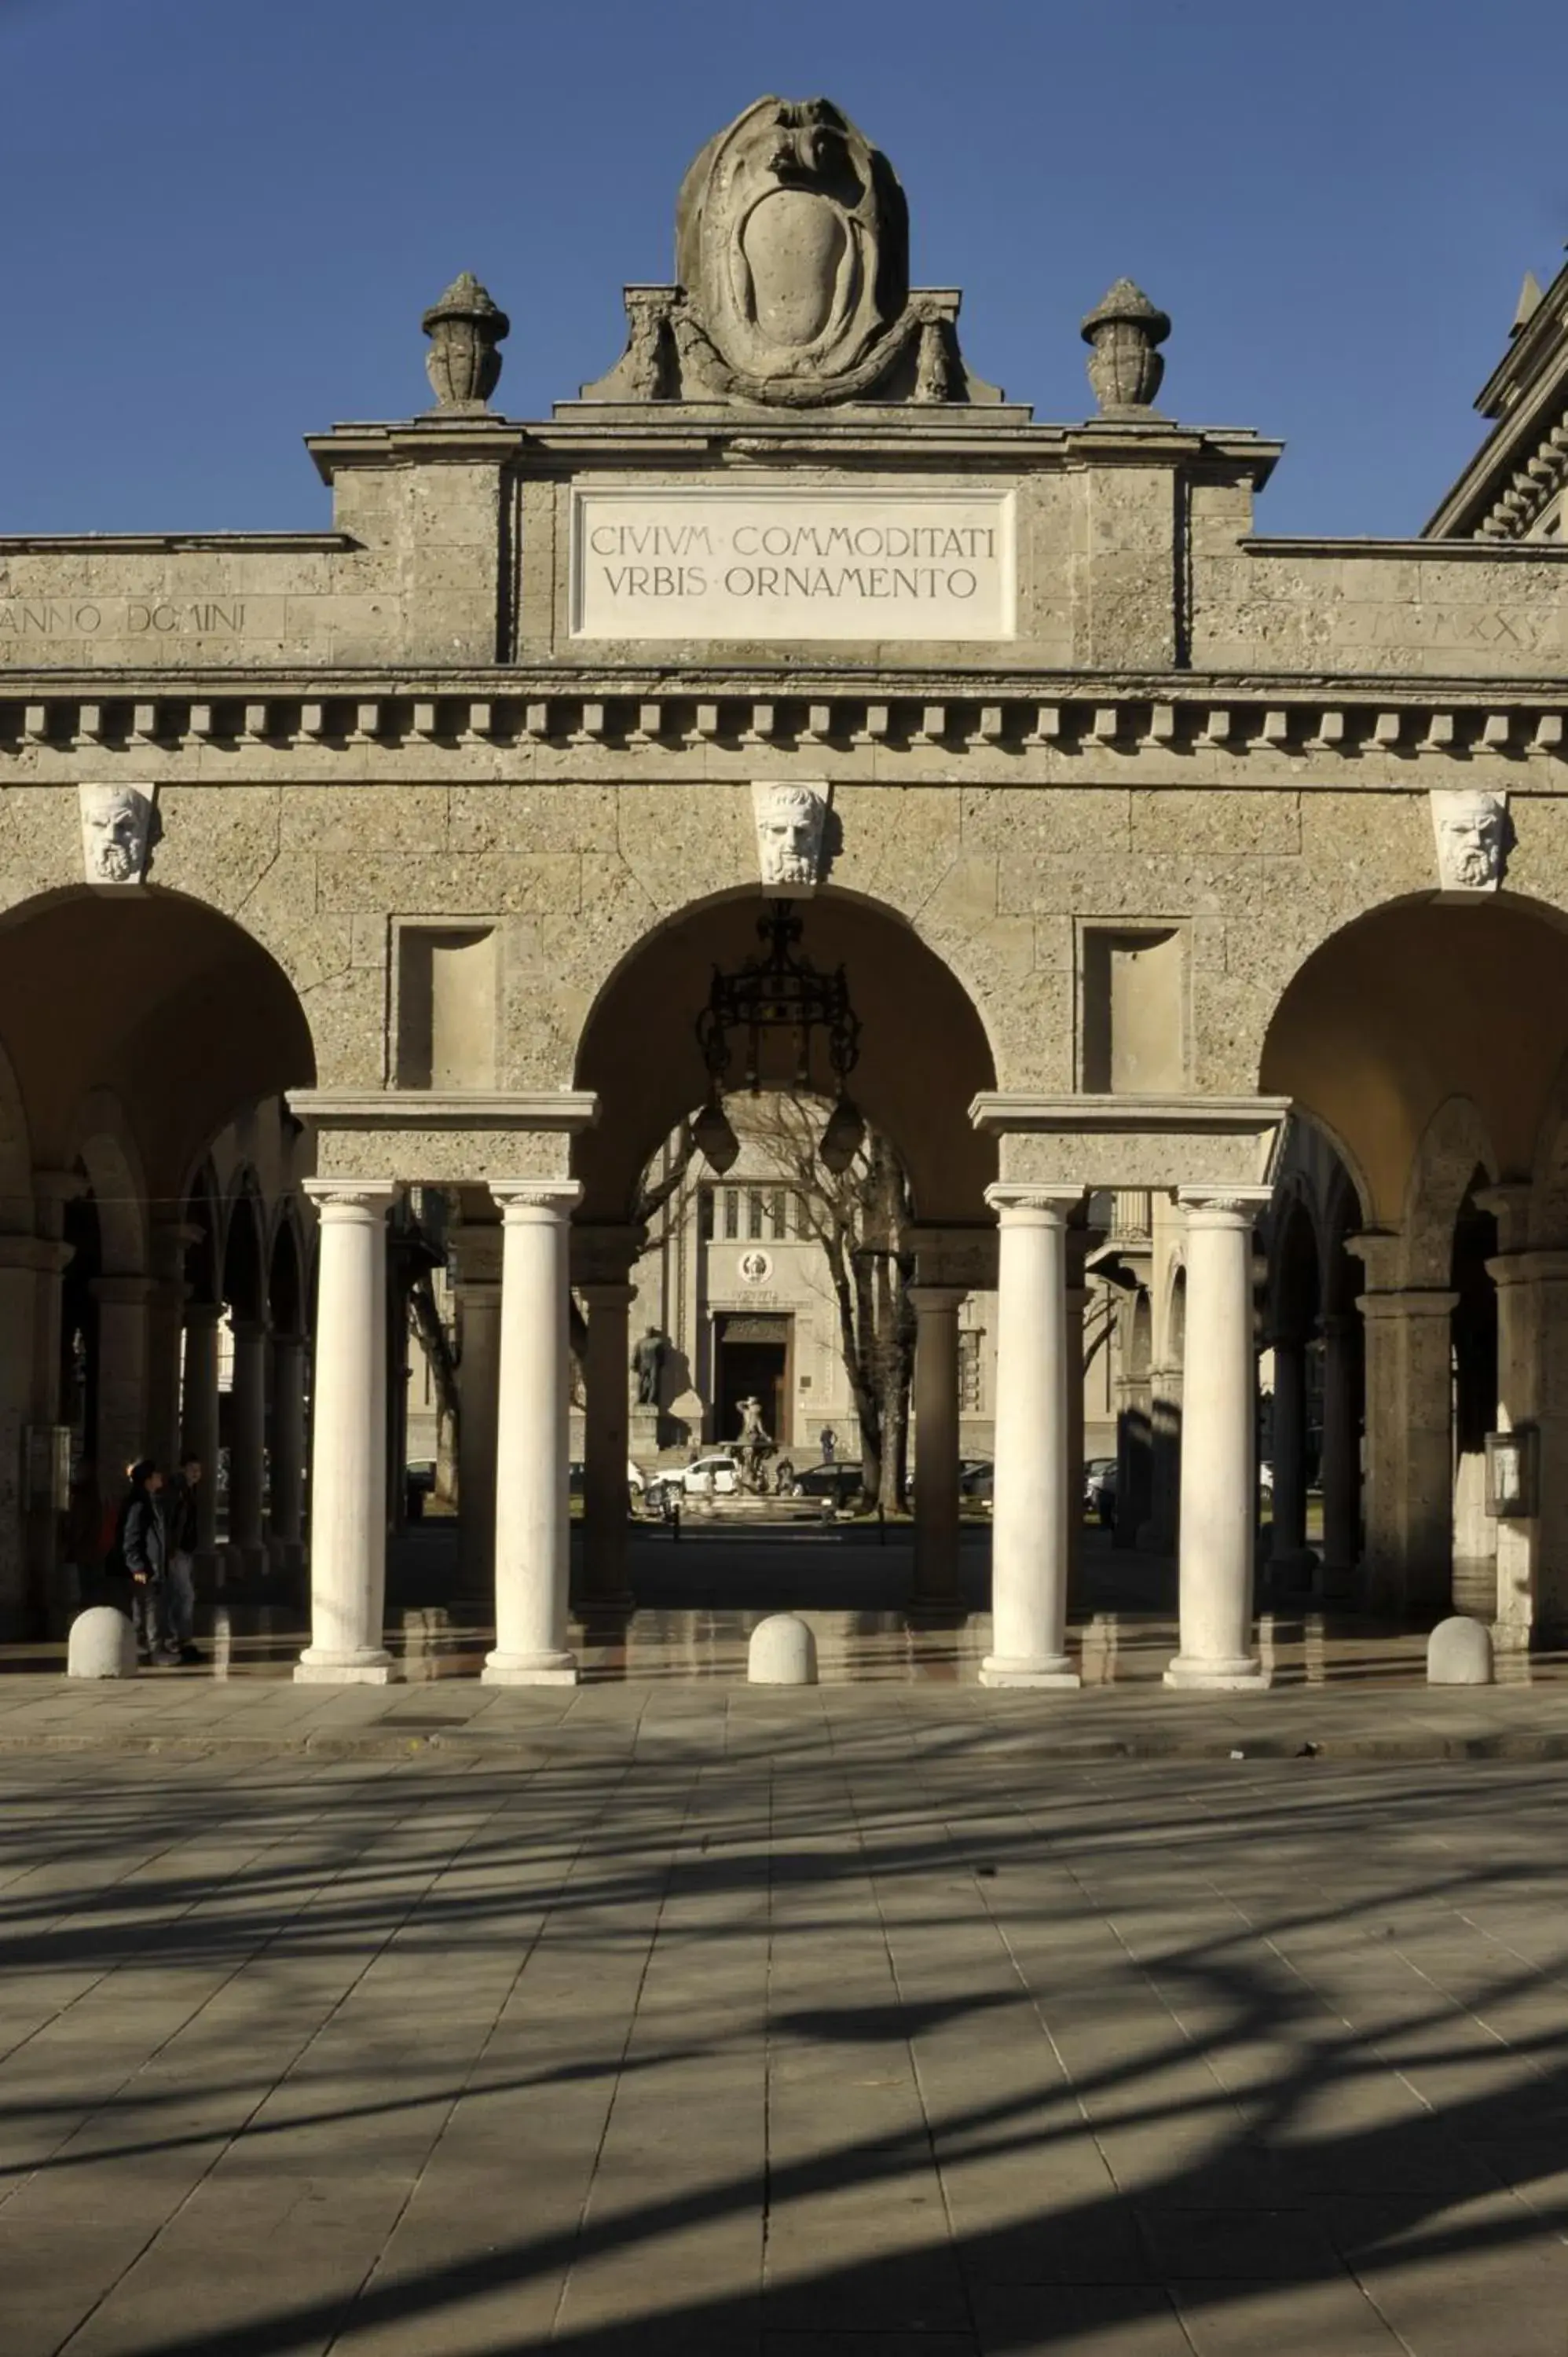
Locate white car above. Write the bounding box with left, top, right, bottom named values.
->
left=676, top=1453, right=739, bottom=1497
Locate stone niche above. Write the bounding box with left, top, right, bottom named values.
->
left=395, top=926, right=499, bottom=1089
left=1079, top=926, right=1188, bottom=1093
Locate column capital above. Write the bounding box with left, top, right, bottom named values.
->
left=1508, top=1248, right=1568, bottom=1284
left=182, top=1298, right=225, bottom=1332
left=1176, top=1186, right=1273, bottom=1225
left=907, top=1283, right=967, bottom=1315
left=577, top=1279, right=637, bottom=1310
left=90, top=1274, right=156, bottom=1307
left=490, top=1180, right=583, bottom=1223
left=1357, top=1286, right=1458, bottom=1321
left=985, top=1184, right=1083, bottom=1225
left=303, top=1178, right=396, bottom=1220
left=572, top=1220, right=647, bottom=1287
left=0, top=1232, right=69, bottom=1274
left=229, top=1317, right=272, bottom=1344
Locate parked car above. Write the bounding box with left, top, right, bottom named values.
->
left=793, top=1463, right=863, bottom=1508
left=959, top=1458, right=994, bottom=1502
left=648, top=1453, right=740, bottom=1504
left=1084, top=1457, right=1118, bottom=1525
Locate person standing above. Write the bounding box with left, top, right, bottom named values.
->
left=163, top=1454, right=203, bottom=1663
left=112, top=1461, right=175, bottom=1667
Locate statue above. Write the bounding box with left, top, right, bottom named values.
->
left=753, top=781, right=828, bottom=887
left=1431, top=789, right=1510, bottom=893
left=79, top=785, right=158, bottom=885
left=630, top=1326, right=669, bottom=1408
left=732, top=1395, right=775, bottom=1493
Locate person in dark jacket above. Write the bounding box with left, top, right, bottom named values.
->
left=112, top=1461, right=175, bottom=1666
left=163, top=1455, right=203, bottom=1662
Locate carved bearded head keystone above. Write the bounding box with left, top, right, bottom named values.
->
left=79, top=784, right=158, bottom=885
left=1431, top=788, right=1510, bottom=893
left=753, top=782, right=829, bottom=888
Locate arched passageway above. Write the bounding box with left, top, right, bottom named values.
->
left=0, top=888, right=315, bottom=1631
left=1261, top=895, right=1568, bottom=1640
left=549, top=889, right=1003, bottom=1625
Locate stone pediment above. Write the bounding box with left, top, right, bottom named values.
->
left=581, top=95, right=1003, bottom=411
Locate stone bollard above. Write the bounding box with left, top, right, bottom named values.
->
left=748, top=1613, right=818, bottom=1686
left=1427, top=1615, right=1494, bottom=1686
left=67, top=1605, right=137, bottom=1679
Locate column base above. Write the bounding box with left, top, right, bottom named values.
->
left=1163, top=1653, right=1271, bottom=1692
left=980, top=1653, right=1081, bottom=1689
left=906, top=1597, right=966, bottom=1628
left=482, top=1648, right=579, bottom=1686
left=1316, top=1557, right=1357, bottom=1603
left=1266, top=1547, right=1318, bottom=1593
left=295, top=1650, right=399, bottom=1686
left=575, top=1593, right=636, bottom=1621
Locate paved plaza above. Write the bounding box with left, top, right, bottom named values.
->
left=5, top=1679, right=1568, bottom=2355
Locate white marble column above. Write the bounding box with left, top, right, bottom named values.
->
left=180, top=1304, right=222, bottom=1560
left=909, top=1285, right=965, bottom=1614
left=1166, top=1189, right=1272, bottom=1691
left=1317, top=1310, right=1361, bottom=1600
left=484, top=1181, right=581, bottom=1686
left=981, top=1188, right=1081, bottom=1688
left=580, top=1278, right=636, bottom=1615
left=269, top=1331, right=307, bottom=1575
left=295, top=1181, right=397, bottom=1684
left=227, top=1318, right=269, bottom=1576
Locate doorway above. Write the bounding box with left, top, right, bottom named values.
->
left=715, top=1315, right=793, bottom=1450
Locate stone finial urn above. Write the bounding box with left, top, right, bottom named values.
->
left=1080, top=278, right=1170, bottom=413
left=421, top=272, right=510, bottom=411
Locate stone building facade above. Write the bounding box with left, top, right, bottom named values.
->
left=4, top=93, right=1568, bottom=1686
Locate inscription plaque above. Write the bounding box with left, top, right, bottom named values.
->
left=570, top=488, right=1015, bottom=642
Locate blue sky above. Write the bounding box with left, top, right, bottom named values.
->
left=2, top=0, right=1565, bottom=537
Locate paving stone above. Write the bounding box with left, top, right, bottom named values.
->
left=2, top=1733, right=1568, bottom=2352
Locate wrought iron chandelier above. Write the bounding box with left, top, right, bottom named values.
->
left=694, top=901, right=866, bottom=1174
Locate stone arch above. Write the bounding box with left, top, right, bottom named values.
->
left=1164, top=1258, right=1188, bottom=1364
left=0, top=885, right=317, bottom=1228
left=181, top=1160, right=222, bottom=1310
left=1271, top=1187, right=1321, bottom=1343
left=221, top=1171, right=268, bottom=1326
left=1528, top=1046, right=1568, bottom=1247
left=1127, top=1288, right=1152, bottom=1382
left=0, top=1036, right=34, bottom=1232
left=1402, top=1094, right=1499, bottom=1288
left=268, top=1207, right=308, bottom=1337
left=69, top=1087, right=149, bottom=1279
left=1259, top=891, right=1568, bottom=1231
left=570, top=885, right=999, bottom=1224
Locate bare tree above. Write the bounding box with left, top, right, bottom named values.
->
left=744, top=1095, right=916, bottom=1509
